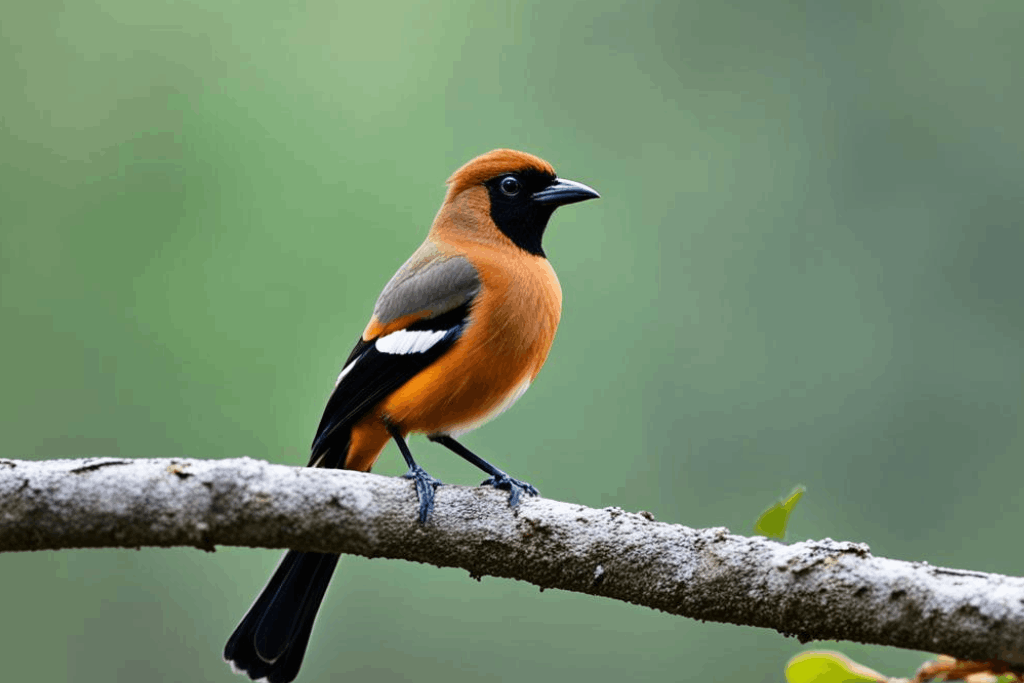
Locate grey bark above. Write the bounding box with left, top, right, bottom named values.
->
left=1, top=457, right=1022, bottom=666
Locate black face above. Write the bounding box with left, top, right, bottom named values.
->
left=484, top=169, right=559, bottom=257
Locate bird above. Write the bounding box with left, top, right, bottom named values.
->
left=223, top=149, right=600, bottom=682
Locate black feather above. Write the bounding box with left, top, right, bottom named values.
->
left=224, top=552, right=339, bottom=683
left=485, top=169, right=558, bottom=257
left=309, top=302, right=471, bottom=468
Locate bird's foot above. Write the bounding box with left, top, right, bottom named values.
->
left=480, top=472, right=539, bottom=508
left=402, top=465, right=443, bottom=523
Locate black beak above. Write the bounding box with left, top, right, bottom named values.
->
left=532, top=177, right=601, bottom=206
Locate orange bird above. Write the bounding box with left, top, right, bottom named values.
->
left=224, top=149, right=600, bottom=682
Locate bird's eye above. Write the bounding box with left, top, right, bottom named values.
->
left=500, top=176, right=521, bottom=196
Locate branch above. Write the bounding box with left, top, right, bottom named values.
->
left=2, top=457, right=1022, bottom=665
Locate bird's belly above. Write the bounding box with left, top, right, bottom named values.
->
left=380, top=348, right=539, bottom=436
left=443, top=375, right=532, bottom=437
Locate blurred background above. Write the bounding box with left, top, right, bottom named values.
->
left=3, top=0, right=1023, bottom=681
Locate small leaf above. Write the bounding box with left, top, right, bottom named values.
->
left=755, top=485, right=805, bottom=539
left=786, top=651, right=884, bottom=683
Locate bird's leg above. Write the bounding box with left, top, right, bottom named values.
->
left=428, top=435, right=539, bottom=507
left=387, top=425, right=442, bottom=524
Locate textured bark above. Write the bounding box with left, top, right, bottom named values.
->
left=1, top=457, right=1022, bottom=666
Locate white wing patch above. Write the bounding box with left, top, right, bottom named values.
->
left=335, top=328, right=451, bottom=387
left=375, top=329, right=449, bottom=355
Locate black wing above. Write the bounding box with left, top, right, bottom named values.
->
left=308, top=302, right=471, bottom=469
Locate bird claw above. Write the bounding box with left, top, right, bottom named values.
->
left=402, top=465, right=443, bottom=524
left=480, top=473, right=539, bottom=508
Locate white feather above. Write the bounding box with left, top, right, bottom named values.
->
left=334, top=357, right=358, bottom=387
left=375, top=329, right=448, bottom=355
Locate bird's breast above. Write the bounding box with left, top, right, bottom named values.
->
left=472, top=250, right=562, bottom=370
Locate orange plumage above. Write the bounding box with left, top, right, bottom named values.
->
left=225, top=149, right=599, bottom=683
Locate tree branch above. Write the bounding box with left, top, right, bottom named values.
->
left=2, top=457, right=1022, bottom=666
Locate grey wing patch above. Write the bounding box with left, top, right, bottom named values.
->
left=373, top=247, right=481, bottom=324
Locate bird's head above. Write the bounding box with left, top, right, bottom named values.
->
left=440, top=149, right=600, bottom=257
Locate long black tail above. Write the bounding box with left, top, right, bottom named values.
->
left=224, top=551, right=341, bottom=683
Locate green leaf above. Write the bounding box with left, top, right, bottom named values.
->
left=755, top=485, right=805, bottom=539
left=785, top=651, right=882, bottom=683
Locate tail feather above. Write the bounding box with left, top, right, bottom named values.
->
left=224, top=551, right=340, bottom=683
left=253, top=552, right=335, bottom=663
left=226, top=392, right=363, bottom=681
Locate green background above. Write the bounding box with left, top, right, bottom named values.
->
left=3, top=1, right=1023, bottom=681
